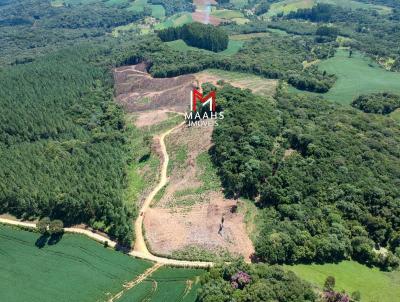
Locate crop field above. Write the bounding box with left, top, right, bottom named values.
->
left=317, top=49, right=400, bottom=104
left=287, top=261, right=400, bottom=302
left=117, top=267, right=204, bottom=302
left=0, top=224, right=152, bottom=302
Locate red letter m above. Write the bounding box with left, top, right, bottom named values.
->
left=191, top=89, right=216, bottom=112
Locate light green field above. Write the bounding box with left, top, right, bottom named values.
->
left=287, top=261, right=400, bottom=302
left=211, top=8, right=245, bottom=19
left=198, top=69, right=278, bottom=97
left=390, top=108, right=400, bottom=122
left=230, top=0, right=248, bottom=9
left=0, top=224, right=152, bottom=302
left=266, top=0, right=391, bottom=16
left=155, top=13, right=193, bottom=30
left=127, top=0, right=147, bottom=12
left=317, top=49, right=400, bottom=104
left=151, top=4, right=166, bottom=19
left=165, top=39, right=243, bottom=55
left=117, top=267, right=204, bottom=302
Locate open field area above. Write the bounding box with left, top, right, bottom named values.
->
left=265, top=0, right=391, bottom=16
left=287, top=261, right=400, bottom=302
left=165, top=39, right=243, bottom=55
left=318, top=49, right=400, bottom=104
left=0, top=224, right=152, bottom=302
left=155, top=13, right=193, bottom=30
left=117, top=267, right=204, bottom=302
left=195, top=69, right=278, bottom=97
left=290, top=49, right=400, bottom=104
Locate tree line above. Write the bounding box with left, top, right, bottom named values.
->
left=157, top=22, right=229, bottom=52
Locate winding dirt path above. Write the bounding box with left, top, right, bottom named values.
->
left=0, top=119, right=213, bottom=268
left=133, top=121, right=185, bottom=255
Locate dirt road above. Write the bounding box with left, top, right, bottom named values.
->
left=133, top=121, right=185, bottom=255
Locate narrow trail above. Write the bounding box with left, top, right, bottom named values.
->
left=134, top=121, right=185, bottom=255
left=108, top=263, right=163, bottom=302
left=0, top=118, right=213, bottom=268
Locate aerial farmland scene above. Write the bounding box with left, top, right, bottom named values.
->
left=0, top=0, right=400, bottom=301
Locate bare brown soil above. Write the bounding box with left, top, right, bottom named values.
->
left=192, top=11, right=222, bottom=25
left=114, top=64, right=196, bottom=113
left=143, top=124, right=255, bottom=261
left=133, top=110, right=170, bottom=128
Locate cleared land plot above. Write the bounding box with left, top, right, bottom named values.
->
left=114, top=64, right=196, bottom=113
left=0, top=224, right=152, bottom=302
left=117, top=267, right=204, bottom=302
left=318, top=49, right=400, bottom=104
left=144, top=124, right=255, bottom=261
left=151, top=4, right=166, bottom=18
left=195, top=69, right=278, bottom=97
left=286, top=261, right=400, bottom=302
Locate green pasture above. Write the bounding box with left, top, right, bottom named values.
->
left=151, top=4, right=166, bottom=19
left=165, top=39, right=243, bottom=55
left=265, top=0, right=390, bottom=17
left=211, top=8, right=244, bottom=19
left=155, top=13, right=193, bottom=30
left=117, top=267, right=204, bottom=302
left=287, top=261, right=400, bottom=302
left=318, top=49, right=400, bottom=104
left=127, top=0, right=147, bottom=12
left=390, top=108, right=400, bottom=122
left=0, top=224, right=152, bottom=302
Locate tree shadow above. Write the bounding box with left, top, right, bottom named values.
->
left=139, top=153, right=150, bottom=163
left=35, top=234, right=49, bottom=249
left=47, top=233, right=64, bottom=245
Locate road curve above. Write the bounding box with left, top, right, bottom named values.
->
left=0, top=120, right=213, bottom=268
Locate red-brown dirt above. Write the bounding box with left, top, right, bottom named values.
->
left=114, top=64, right=196, bottom=113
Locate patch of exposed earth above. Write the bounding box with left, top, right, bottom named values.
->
left=114, top=64, right=278, bottom=117
left=143, top=124, right=255, bottom=261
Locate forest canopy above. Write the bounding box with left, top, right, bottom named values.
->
left=157, top=22, right=229, bottom=52
left=211, top=84, right=400, bottom=270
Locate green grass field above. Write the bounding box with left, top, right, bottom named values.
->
left=317, top=49, right=400, bottom=104
left=286, top=261, right=400, bottom=302
left=127, top=0, right=147, bottom=12
left=266, top=0, right=391, bottom=16
left=0, top=224, right=152, bottom=302
left=155, top=13, right=193, bottom=30
left=390, top=108, right=400, bottom=122
left=117, top=267, right=204, bottom=302
left=165, top=39, right=243, bottom=55
left=150, top=4, right=166, bottom=19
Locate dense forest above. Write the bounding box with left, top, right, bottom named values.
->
left=157, top=22, right=229, bottom=52
left=212, top=84, right=400, bottom=270
left=198, top=261, right=317, bottom=302
left=0, top=0, right=148, bottom=65
left=0, top=46, right=135, bottom=246
left=351, top=93, right=400, bottom=115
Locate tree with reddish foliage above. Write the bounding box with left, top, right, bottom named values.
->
left=323, top=291, right=350, bottom=302
left=230, top=271, right=251, bottom=289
